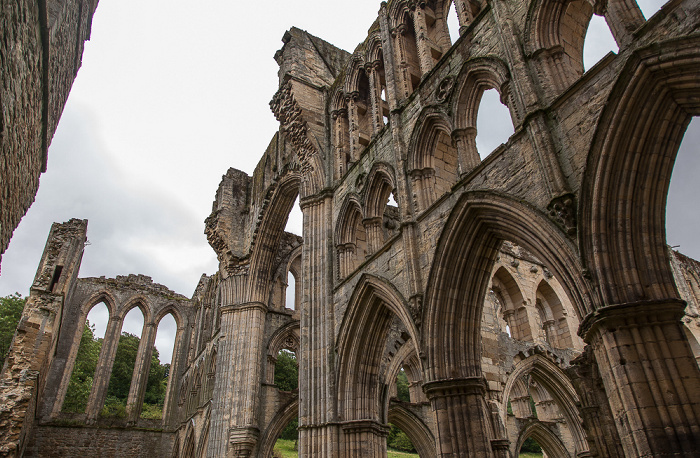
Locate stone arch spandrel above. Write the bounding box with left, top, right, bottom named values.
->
left=581, top=35, right=700, bottom=308
left=118, top=295, right=153, bottom=325
left=423, top=191, right=593, bottom=382
left=388, top=404, right=437, bottom=458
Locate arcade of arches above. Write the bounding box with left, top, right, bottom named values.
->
left=1, top=0, right=700, bottom=457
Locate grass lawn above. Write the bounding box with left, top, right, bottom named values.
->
left=519, top=453, right=544, bottom=457
left=387, top=449, right=419, bottom=457
left=273, top=439, right=298, bottom=458
left=273, top=440, right=420, bottom=457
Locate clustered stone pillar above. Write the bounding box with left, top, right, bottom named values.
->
left=392, top=24, right=413, bottom=100
left=366, top=62, right=385, bottom=135
left=452, top=127, right=480, bottom=176
left=207, top=286, right=267, bottom=458
left=411, top=4, right=434, bottom=75
left=582, top=299, right=700, bottom=456
left=423, top=378, right=495, bottom=457
left=346, top=93, right=360, bottom=163
left=363, top=216, right=384, bottom=254
left=341, top=420, right=390, bottom=457
left=337, top=242, right=356, bottom=278
left=299, top=193, right=340, bottom=455
left=332, top=108, right=349, bottom=179
left=603, top=0, right=645, bottom=48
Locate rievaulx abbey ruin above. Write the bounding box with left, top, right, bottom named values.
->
left=2, top=0, right=700, bottom=456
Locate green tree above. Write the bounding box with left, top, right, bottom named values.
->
left=274, top=350, right=298, bottom=391
left=387, top=424, right=416, bottom=452
left=62, top=321, right=102, bottom=412
left=106, top=332, right=141, bottom=402
left=0, top=293, right=26, bottom=362
left=396, top=369, right=410, bottom=402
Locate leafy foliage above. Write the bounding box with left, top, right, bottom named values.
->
left=274, top=350, right=298, bottom=391
left=279, top=419, right=298, bottom=441
left=59, top=322, right=170, bottom=418
left=387, top=424, right=416, bottom=452
left=396, top=369, right=410, bottom=402
left=520, top=436, right=543, bottom=453
left=62, top=321, right=102, bottom=412
left=0, top=293, right=26, bottom=362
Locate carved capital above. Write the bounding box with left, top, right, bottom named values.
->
left=579, top=298, right=686, bottom=342
left=422, top=377, right=487, bottom=400
left=547, top=193, right=577, bottom=236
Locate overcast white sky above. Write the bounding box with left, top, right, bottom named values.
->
left=1, top=0, right=695, bottom=363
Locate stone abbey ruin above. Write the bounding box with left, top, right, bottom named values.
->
left=2, top=0, right=700, bottom=456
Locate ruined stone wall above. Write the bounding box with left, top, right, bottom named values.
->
left=0, top=0, right=97, bottom=266
left=23, top=425, right=174, bottom=457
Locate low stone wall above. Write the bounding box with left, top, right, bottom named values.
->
left=24, top=425, right=174, bottom=457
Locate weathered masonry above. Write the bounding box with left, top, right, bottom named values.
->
left=0, top=0, right=98, bottom=266
left=2, top=0, right=700, bottom=457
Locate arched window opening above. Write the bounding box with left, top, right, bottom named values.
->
left=421, top=1, right=450, bottom=65
left=666, top=117, right=700, bottom=261
left=140, top=313, right=176, bottom=419
left=395, top=368, right=411, bottom=402
left=286, top=271, right=297, bottom=310
left=637, top=0, right=667, bottom=19
left=536, top=280, right=578, bottom=350
left=682, top=326, right=700, bottom=367
left=284, top=196, right=303, bottom=236
left=475, top=89, right=514, bottom=160
left=399, top=16, right=422, bottom=96
left=61, top=301, right=108, bottom=413
left=493, top=266, right=532, bottom=342
left=274, top=349, right=298, bottom=392
left=583, top=15, right=618, bottom=71
left=273, top=417, right=299, bottom=455
left=332, top=95, right=351, bottom=180
left=356, top=68, right=373, bottom=149
left=336, top=202, right=367, bottom=278
left=386, top=422, right=417, bottom=454
left=447, top=0, right=461, bottom=44
left=518, top=436, right=543, bottom=456
left=101, top=306, right=144, bottom=418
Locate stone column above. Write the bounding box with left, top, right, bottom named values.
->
left=298, top=193, right=340, bottom=456
left=207, top=298, right=267, bottom=458
left=378, top=3, right=400, bottom=110
left=603, top=0, right=645, bottom=48
left=453, top=0, right=475, bottom=34
left=423, top=378, right=495, bottom=457
left=363, top=216, right=384, bottom=255
left=412, top=5, right=434, bottom=75
left=346, top=93, right=360, bottom=163
left=452, top=127, right=480, bottom=176
left=341, top=420, right=390, bottom=457
left=333, top=108, right=349, bottom=179
left=126, top=322, right=157, bottom=423
left=337, top=243, right=356, bottom=279
left=392, top=24, right=412, bottom=100
left=366, top=62, right=384, bottom=134
left=85, top=315, right=123, bottom=422
left=581, top=299, right=700, bottom=457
